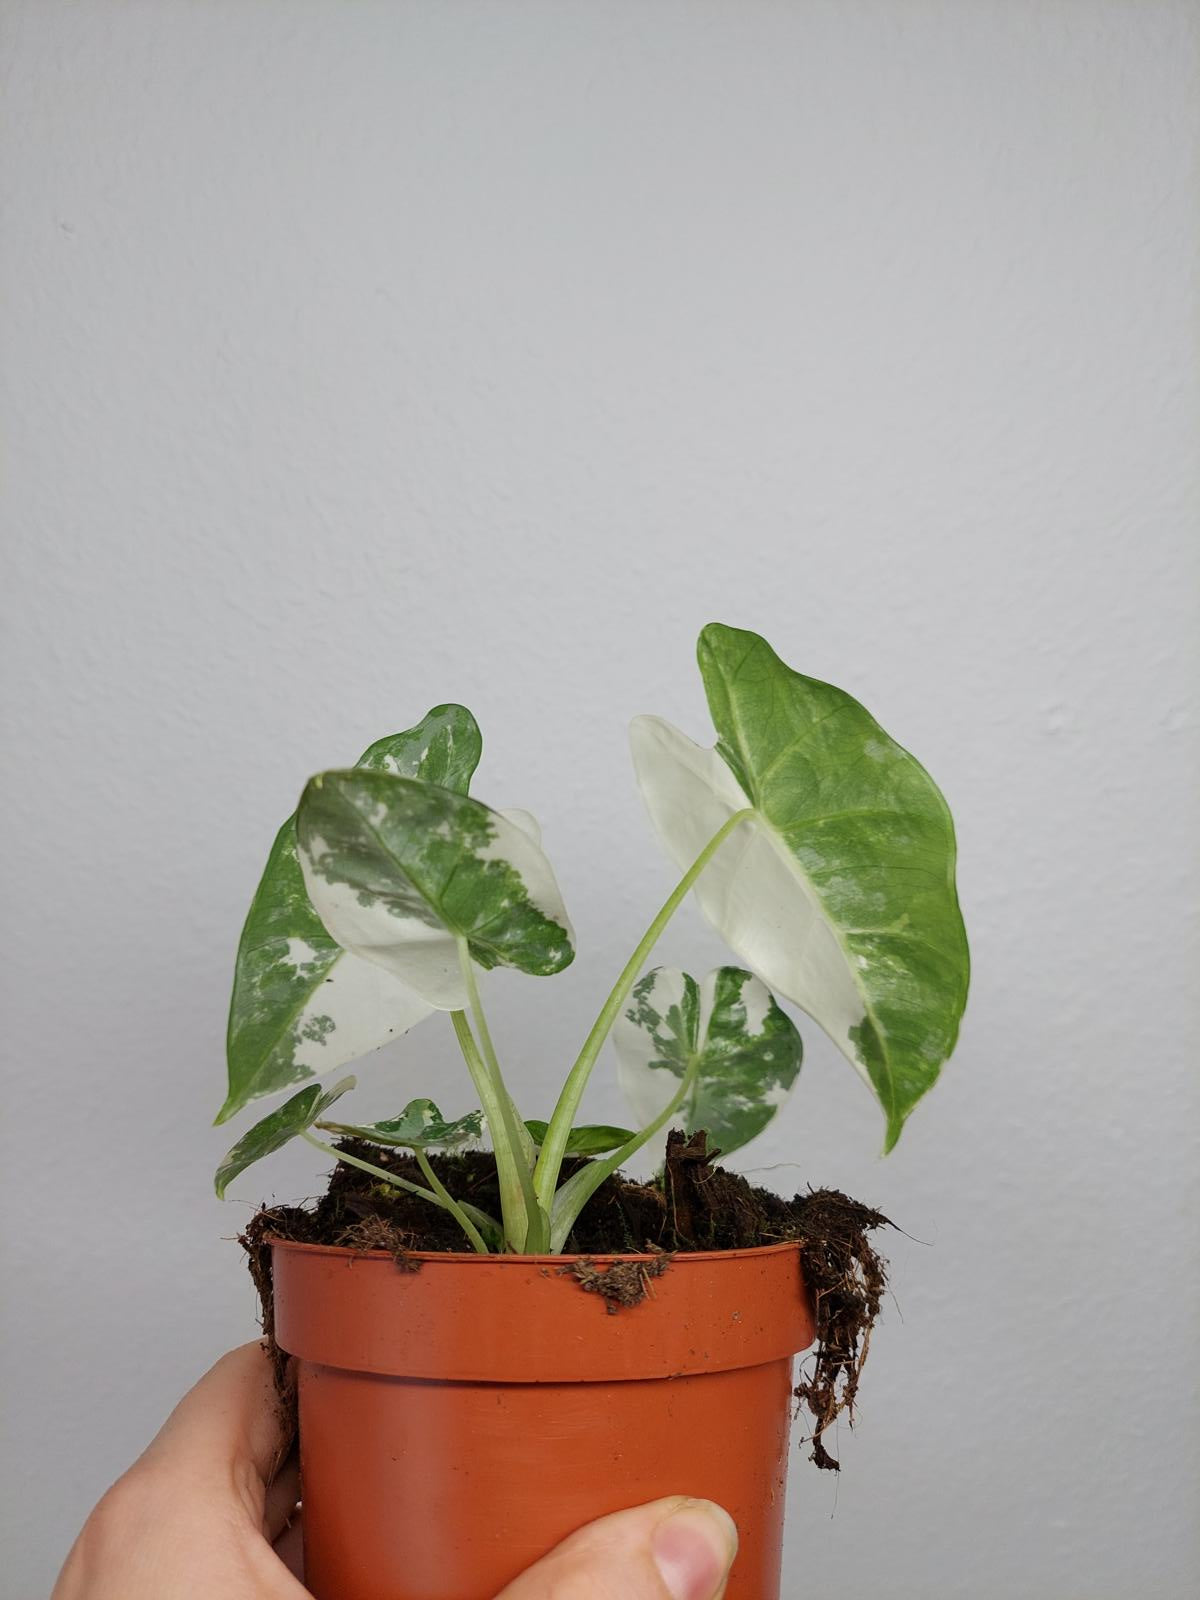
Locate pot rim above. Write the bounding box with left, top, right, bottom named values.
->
left=266, top=1234, right=803, bottom=1266
left=269, top=1233, right=814, bottom=1381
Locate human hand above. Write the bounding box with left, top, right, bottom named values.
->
left=52, top=1341, right=738, bottom=1600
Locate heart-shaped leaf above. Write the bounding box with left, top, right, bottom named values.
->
left=614, top=965, right=802, bottom=1158
left=218, top=708, right=480, bottom=1124
left=318, top=1099, right=484, bottom=1149
left=296, top=771, right=574, bottom=1009
left=523, top=1121, right=636, bottom=1156
left=214, top=1076, right=355, bottom=1198
left=631, top=624, right=969, bottom=1150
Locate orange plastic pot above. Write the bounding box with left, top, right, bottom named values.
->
left=272, top=1238, right=815, bottom=1600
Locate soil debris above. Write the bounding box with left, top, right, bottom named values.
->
left=240, top=1131, right=890, bottom=1471
left=561, top=1252, right=673, bottom=1312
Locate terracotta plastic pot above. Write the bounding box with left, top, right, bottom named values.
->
left=272, top=1237, right=815, bottom=1600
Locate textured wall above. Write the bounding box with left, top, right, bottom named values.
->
left=2, top=3, right=1197, bottom=1595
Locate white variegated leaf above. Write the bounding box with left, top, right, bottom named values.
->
left=218, top=708, right=480, bottom=1124
left=296, top=771, right=574, bottom=1011
left=630, top=716, right=866, bottom=1069
left=318, top=1098, right=484, bottom=1149
left=631, top=624, right=969, bottom=1150
left=615, top=965, right=802, bottom=1158
left=214, top=1076, right=355, bottom=1199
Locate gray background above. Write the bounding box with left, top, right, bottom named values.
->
left=2, top=3, right=1197, bottom=1596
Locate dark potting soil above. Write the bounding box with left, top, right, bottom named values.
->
left=242, top=1130, right=890, bottom=1471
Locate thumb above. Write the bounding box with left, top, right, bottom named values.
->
left=496, top=1496, right=738, bottom=1600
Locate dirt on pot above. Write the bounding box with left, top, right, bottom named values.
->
left=241, top=1129, right=890, bottom=1470
left=560, top=1251, right=674, bottom=1311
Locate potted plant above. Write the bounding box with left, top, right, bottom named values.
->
left=214, top=622, right=969, bottom=1600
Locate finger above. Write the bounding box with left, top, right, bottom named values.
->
left=496, top=1496, right=738, bottom=1600
left=272, top=1514, right=305, bottom=1582
left=264, top=1449, right=301, bottom=1542
left=137, top=1342, right=293, bottom=1513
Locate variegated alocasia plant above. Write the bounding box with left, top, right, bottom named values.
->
left=215, top=625, right=969, bottom=1254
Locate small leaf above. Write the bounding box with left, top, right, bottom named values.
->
left=631, top=624, right=969, bottom=1149
left=524, top=1121, right=637, bottom=1156
left=219, top=708, right=480, bottom=1123
left=614, top=966, right=802, bottom=1157
left=297, top=771, right=574, bottom=1009
left=214, top=1076, right=355, bottom=1199
left=319, top=1099, right=484, bottom=1149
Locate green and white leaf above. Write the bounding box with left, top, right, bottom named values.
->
left=355, top=705, right=482, bottom=792
left=318, top=1098, right=484, bottom=1149
left=218, top=708, right=480, bottom=1125
left=297, top=770, right=574, bottom=1010
left=524, top=1121, right=636, bottom=1156
left=614, top=966, right=802, bottom=1158
left=631, top=623, right=969, bottom=1150
left=214, top=1076, right=355, bottom=1199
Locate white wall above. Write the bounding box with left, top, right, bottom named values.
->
left=3, top=3, right=1197, bottom=1595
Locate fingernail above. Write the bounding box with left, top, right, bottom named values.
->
left=651, top=1499, right=739, bottom=1600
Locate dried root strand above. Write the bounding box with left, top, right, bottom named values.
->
left=792, top=1188, right=891, bottom=1471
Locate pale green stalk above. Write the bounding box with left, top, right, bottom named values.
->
left=547, top=1051, right=704, bottom=1251
left=299, top=1130, right=492, bottom=1252
left=449, top=992, right=547, bottom=1252
left=456, top=941, right=547, bottom=1249
left=533, top=807, right=754, bottom=1209
left=458, top=944, right=537, bottom=1171
left=412, top=1147, right=494, bottom=1254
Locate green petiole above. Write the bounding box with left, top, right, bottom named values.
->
left=532, top=808, right=754, bottom=1211
left=450, top=947, right=548, bottom=1252
left=300, top=1130, right=495, bottom=1253
left=547, top=1048, right=704, bottom=1252
left=458, top=944, right=539, bottom=1176
left=412, top=1147, right=498, bottom=1254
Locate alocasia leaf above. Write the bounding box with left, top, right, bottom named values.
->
left=296, top=770, right=574, bottom=1009
left=217, top=708, right=481, bottom=1125
left=317, top=1099, right=484, bottom=1149
left=523, top=1121, right=636, bottom=1156
left=631, top=624, right=969, bottom=1150
left=214, top=1076, right=355, bottom=1198
left=614, top=966, right=802, bottom=1158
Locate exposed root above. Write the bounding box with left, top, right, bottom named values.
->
left=791, top=1189, right=891, bottom=1471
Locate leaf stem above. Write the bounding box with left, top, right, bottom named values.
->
left=299, top=1130, right=492, bottom=1252
left=533, top=806, right=754, bottom=1209
left=449, top=986, right=546, bottom=1251
left=548, top=1050, right=704, bottom=1252
left=459, top=946, right=537, bottom=1172
left=412, top=1147, right=492, bottom=1253
left=457, top=941, right=546, bottom=1249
